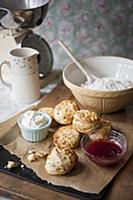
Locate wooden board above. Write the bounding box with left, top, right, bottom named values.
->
left=0, top=81, right=133, bottom=200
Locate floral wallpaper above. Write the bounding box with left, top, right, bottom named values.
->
left=35, top=0, right=133, bottom=69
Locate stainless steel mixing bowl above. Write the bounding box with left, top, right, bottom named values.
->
left=0, top=0, right=49, bottom=10
left=0, top=0, right=49, bottom=28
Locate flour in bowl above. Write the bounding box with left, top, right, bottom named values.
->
left=81, top=77, right=133, bottom=91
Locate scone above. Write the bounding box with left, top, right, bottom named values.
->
left=45, top=147, right=78, bottom=175
left=54, top=100, right=79, bottom=125
left=38, top=107, right=57, bottom=127
left=89, top=120, right=112, bottom=141
left=53, top=125, right=80, bottom=149
left=72, top=110, right=101, bottom=134
left=38, top=107, right=54, bottom=118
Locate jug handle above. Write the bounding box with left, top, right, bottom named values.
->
left=0, top=61, right=11, bottom=88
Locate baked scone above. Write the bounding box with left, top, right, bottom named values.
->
left=38, top=107, right=54, bottom=118
left=53, top=125, right=80, bottom=149
left=38, top=107, right=57, bottom=127
left=54, top=100, right=79, bottom=125
left=45, top=147, right=78, bottom=175
left=72, top=110, right=101, bottom=134
left=89, top=120, right=112, bottom=141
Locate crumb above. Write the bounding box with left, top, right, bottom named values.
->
left=28, top=149, right=36, bottom=154
left=5, top=161, right=19, bottom=169
left=27, top=150, right=49, bottom=162
left=35, top=151, right=48, bottom=159
left=27, top=153, right=37, bottom=162
left=21, top=164, right=24, bottom=169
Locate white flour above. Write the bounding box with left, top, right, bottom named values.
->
left=81, top=77, right=133, bottom=91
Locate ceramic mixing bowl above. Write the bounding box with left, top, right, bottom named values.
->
left=63, top=56, right=133, bottom=113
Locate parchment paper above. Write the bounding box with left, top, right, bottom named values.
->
left=1, top=122, right=132, bottom=194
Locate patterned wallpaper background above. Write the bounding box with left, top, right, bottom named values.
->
left=35, top=0, right=133, bottom=69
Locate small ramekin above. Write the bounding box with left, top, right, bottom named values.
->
left=17, top=112, right=52, bottom=142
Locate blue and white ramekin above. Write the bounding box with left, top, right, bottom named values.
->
left=17, top=112, right=52, bottom=142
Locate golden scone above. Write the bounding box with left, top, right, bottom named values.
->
left=54, top=100, right=79, bottom=125
left=89, top=120, right=112, bottom=141
left=72, top=110, right=101, bottom=134
left=38, top=107, right=57, bottom=127
left=53, top=125, right=80, bottom=149
left=45, top=147, right=78, bottom=175
left=38, top=107, right=54, bottom=118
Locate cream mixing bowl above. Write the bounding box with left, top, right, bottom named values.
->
left=63, top=56, right=133, bottom=113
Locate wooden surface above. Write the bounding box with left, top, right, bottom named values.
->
left=0, top=81, right=133, bottom=200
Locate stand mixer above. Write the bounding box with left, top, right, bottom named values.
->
left=0, top=0, right=53, bottom=77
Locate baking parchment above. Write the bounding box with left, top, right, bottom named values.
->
left=1, top=122, right=132, bottom=194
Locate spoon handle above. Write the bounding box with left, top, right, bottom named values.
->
left=58, top=40, right=91, bottom=82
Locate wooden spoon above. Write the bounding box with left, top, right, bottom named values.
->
left=58, top=40, right=98, bottom=83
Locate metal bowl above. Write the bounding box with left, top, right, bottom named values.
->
left=0, top=0, right=49, bottom=10
left=0, top=9, right=7, bottom=19
left=0, top=0, right=49, bottom=28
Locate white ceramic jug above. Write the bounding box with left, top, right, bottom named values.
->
left=0, top=47, right=41, bottom=103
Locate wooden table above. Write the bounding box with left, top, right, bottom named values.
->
left=0, top=82, right=132, bottom=200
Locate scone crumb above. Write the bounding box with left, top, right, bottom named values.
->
left=27, top=153, right=37, bottom=162
left=27, top=150, right=48, bottom=162
left=35, top=151, right=48, bottom=158
left=28, top=149, right=36, bottom=154
left=5, top=161, right=19, bottom=169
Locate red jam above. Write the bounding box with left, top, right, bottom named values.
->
left=86, top=140, right=122, bottom=159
